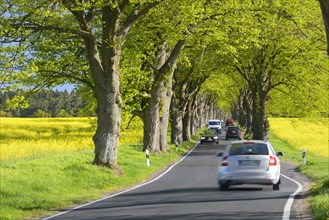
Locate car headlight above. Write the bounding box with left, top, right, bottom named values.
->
left=214, top=136, right=218, bottom=140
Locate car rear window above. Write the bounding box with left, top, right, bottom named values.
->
left=228, top=127, right=239, bottom=131
left=229, top=143, right=269, bottom=155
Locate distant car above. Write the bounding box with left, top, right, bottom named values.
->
left=226, top=126, right=243, bottom=140
left=208, top=119, right=222, bottom=133
left=225, top=119, right=236, bottom=127
left=216, top=140, right=283, bottom=191
left=200, top=129, right=219, bottom=144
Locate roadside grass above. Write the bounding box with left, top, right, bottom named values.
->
left=0, top=117, right=198, bottom=219
left=269, top=118, right=329, bottom=220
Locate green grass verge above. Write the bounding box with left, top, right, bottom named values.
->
left=1, top=129, right=327, bottom=220
left=270, top=133, right=329, bottom=220
left=0, top=137, right=198, bottom=220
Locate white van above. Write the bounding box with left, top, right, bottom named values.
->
left=208, top=119, right=222, bottom=133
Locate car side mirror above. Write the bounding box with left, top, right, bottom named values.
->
left=277, top=152, right=284, bottom=157
left=216, top=152, right=224, bottom=157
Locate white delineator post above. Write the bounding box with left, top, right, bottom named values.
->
left=302, top=148, right=306, bottom=166
left=146, top=149, right=150, bottom=167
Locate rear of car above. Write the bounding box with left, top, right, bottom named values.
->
left=217, top=140, right=283, bottom=190
left=225, top=119, right=236, bottom=127
left=226, top=126, right=243, bottom=140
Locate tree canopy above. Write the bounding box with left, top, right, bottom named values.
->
left=1, top=0, right=327, bottom=169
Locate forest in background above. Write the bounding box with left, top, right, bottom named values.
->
left=0, top=90, right=93, bottom=117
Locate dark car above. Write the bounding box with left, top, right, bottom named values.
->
left=226, top=126, right=243, bottom=140
left=200, top=129, right=219, bottom=144
left=225, top=119, right=236, bottom=127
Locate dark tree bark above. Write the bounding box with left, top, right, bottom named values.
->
left=190, top=94, right=199, bottom=136
left=142, top=40, right=186, bottom=152
left=89, top=2, right=162, bottom=169
left=242, top=90, right=253, bottom=135
left=170, top=96, right=184, bottom=145
left=142, top=81, right=161, bottom=153
left=198, top=96, right=206, bottom=128
left=160, top=71, right=174, bottom=151
left=182, top=100, right=192, bottom=141
left=319, top=0, right=329, bottom=56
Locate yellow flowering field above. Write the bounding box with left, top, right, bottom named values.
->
left=0, top=117, right=143, bottom=161
left=0, top=118, right=94, bottom=161
left=269, top=118, right=329, bottom=158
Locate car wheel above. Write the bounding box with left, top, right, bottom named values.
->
left=273, top=183, right=280, bottom=190
left=219, top=183, right=229, bottom=191
left=273, top=179, right=280, bottom=190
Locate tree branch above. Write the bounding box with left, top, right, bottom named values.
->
left=119, top=1, right=163, bottom=36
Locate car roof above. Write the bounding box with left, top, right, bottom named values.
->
left=229, top=140, right=267, bottom=144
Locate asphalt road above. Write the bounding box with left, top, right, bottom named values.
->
left=44, top=131, right=304, bottom=220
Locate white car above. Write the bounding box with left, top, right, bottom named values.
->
left=217, top=140, right=283, bottom=190
left=208, top=119, right=222, bottom=133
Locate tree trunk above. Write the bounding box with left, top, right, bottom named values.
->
left=251, top=80, right=269, bottom=140
left=160, top=70, right=174, bottom=151
left=243, top=90, right=253, bottom=136
left=142, top=83, right=161, bottom=152
left=170, top=99, right=184, bottom=145
left=90, top=37, right=122, bottom=170
left=190, top=94, right=199, bottom=136
left=198, top=96, right=206, bottom=128
left=183, top=100, right=192, bottom=141
left=142, top=40, right=186, bottom=152
left=237, top=91, right=246, bottom=127
left=319, top=0, right=329, bottom=56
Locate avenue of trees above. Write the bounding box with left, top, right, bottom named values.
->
left=1, top=0, right=328, bottom=171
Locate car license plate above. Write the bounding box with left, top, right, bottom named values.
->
left=239, top=160, right=260, bottom=166
left=231, top=131, right=236, bottom=134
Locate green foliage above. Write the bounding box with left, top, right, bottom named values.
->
left=0, top=90, right=89, bottom=117
left=205, top=0, right=328, bottom=118
left=55, top=109, right=71, bottom=117
left=33, top=109, right=51, bottom=118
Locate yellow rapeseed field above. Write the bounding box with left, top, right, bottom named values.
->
left=269, top=118, right=329, bottom=158
left=0, top=117, right=143, bottom=161
left=0, top=117, right=94, bottom=160
left=2, top=117, right=326, bottom=161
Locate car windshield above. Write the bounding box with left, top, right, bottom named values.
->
left=229, top=143, right=269, bottom=155
left=209, top=121, right=220, bottom=125
left=228, top=127, right=239, bottom=131
left=203, top=129, right=215, bottom=135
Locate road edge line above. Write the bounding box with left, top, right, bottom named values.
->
left=42, top=143, right=199, bottom=220
left=281, top=173, right=303, bottom=220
